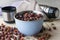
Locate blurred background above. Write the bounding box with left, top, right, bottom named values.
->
left=0, top=0, right=60, bottom=9
left=0, top=0, right=60, bottom=18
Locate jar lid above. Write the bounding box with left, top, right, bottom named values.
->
left=2, top=6, right=16, bottom=12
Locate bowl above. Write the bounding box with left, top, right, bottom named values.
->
left=15, top=10, right=44, bottom=36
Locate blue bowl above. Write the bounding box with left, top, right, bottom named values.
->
left=15, top=10, right=44, bottom=36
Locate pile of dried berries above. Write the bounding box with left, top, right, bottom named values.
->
left=0, top=24, right=24, bottom=40
left=15, top=12, right=43, bottom=21
left=33, top=27, right=52, bottom=40
left=0, top=24, right=57, bottom=40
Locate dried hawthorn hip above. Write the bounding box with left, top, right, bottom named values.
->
left=52, top=27, right=56, bottom=30
left=15, top=12, right=43, bottom=21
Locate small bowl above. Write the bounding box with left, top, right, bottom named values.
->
left=15, top=10, right=44, bottom=36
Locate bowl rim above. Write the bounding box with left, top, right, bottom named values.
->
left=14, top=10, right=44, bottom=22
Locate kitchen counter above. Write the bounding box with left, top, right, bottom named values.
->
left=0, top=16, right=60, bottom=40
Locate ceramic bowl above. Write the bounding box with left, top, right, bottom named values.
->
left=15, top=10, right=44, bottom=36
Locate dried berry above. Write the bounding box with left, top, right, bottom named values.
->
left=38, top=37, right=42, bottom=40
left=1, top=37, right=5, bottom=40
left=16, top=15, right=19, bottom=19
left=24, top=18, right=27, bottom=21
left=48, top=28, right=52, bottom=31
left=29, top=17, right=34, bottom=21
left=30, top=13, right=35, bottom=17
left=24, top=13, right=28, bottom=18
left=51, top=23, right=54, bottom=25
left=41, top=38, right=45, bottom=40
left=28, top=13, right=31, bottom=17
left=19, top=15, right=23, bottom=18
left=20, top=37, right=24, bottom=40
left=6, top=38, right=11, bottom=40
left=37, top=14, right=41, bottom=18
left=52, top=27, right=56, bottom=30
left=13, top=37, right=17, bottom=40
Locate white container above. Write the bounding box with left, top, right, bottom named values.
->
left=15, top=10, right=44, bottom=36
